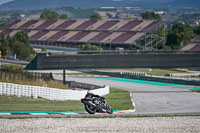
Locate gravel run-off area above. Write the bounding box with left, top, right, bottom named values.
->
left=0, top=117, right=200, bottom=133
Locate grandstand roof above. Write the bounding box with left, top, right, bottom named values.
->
left=1, top=19, right=162, bottom=46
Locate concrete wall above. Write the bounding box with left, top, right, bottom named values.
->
left=34, top=52, right=200, bottom=70
left=0, top=82, right=109, bottom=101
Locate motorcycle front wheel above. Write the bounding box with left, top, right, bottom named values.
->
left=85, top=104, right=96, bottom=114
left=106, top=106, right=113, bottom=114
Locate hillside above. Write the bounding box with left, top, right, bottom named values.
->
left=0, top=0, right=199, bottom=10
left=166, top=0, right=200, bottom=9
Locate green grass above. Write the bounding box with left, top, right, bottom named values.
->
left=0, top=95, right=84, bottom=112
left=104, top=88, right=134, bottom=110
left=189, top=88, right=200, bottom=93
left=0, top=88, right=133, bottom=112
left=96, top=68, right=191, bottom=76
left=0, top=79, right=69, bottom=90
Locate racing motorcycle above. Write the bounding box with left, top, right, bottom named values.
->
left=81, top=97, right=113, bottom=114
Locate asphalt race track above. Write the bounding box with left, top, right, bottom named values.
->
left=54, top=75, right=200, bottom=115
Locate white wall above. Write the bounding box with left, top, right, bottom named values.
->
left=0, top=82, right=109, bottom=101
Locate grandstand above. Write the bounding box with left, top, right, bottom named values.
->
left=0, top=19, right=163, bottom=50
left=181, top=36, right=200, bottom=51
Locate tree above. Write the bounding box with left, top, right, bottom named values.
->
left=194, top=24, right=200, bottom=35
left=40, top=10, right=60, bottom=20
left=0, top=23, right=8, bottom=28
left=0, top=31, right=35, bottom=60
left=60, top=14, right=68, bottom=19
left=142, top=12, right=161, bottom=20
left=12, top=41, right=32, bottom=60
left=0, top=35, right=10, bottom=56
left=166, top=23, right=195, bottom=49
left=13, top=31, right=29, bottom=45
left=41, top=46, right=47, bottom=51
left=90, top=13, right=102, bottom=20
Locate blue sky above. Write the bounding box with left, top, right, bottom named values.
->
left=0, top=0, right=13, bottom=5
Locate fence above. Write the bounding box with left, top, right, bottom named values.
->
left=0, top=82, right=109, bottom=100
left=0, top=70, right=53, bottom=82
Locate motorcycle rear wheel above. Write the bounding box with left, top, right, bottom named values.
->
left=85, top=105, right=96, bottom=114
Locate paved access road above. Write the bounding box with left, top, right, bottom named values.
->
left=54, top=75, right=200, bottom=115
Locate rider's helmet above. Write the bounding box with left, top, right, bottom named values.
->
left=87, top=90, right=93, bottom=94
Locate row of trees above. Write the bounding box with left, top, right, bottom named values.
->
left=0, top=31, right=35, bottom=61
left=40, top=10, right=102, bottom=20
left=40, top=10, right=68, bottom=20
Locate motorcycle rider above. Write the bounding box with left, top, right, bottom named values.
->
left=85, top=90, right=105, bottom=105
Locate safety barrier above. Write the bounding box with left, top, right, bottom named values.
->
left=0, top=82, right=109, bottom=101
left=92, top=70, right=200, bottom=86
left=92, top=70, right=146, bottom=77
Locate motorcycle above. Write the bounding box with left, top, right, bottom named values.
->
left=81, top=97, right=113, bottom=114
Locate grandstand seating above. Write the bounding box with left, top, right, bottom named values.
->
left=10, top=30, right=21, bottom=37
left=96, top=20, right=119, bottom=30
left=68, top=31, right=90, bottom=42
left=36, top=20, right=57, bottom=29
left=30, top=30, right=49, bottom=40
left=142, top=21, right=161, bottom=31
left=38, top=31, right=58, bottom=41
left=191, top=45, right=200, bottom=51
left=7, top=20, right=21, bottom=27
left=100, top=32, right=123, bottom=43
left=19, top=20, right=38, bottom=29
left=119, top=20, right=142, bottom=31
left=59, top=31, right=79, bottom=41
left=66, top=20, right=86, bottom=30
left=47, top=20, right=65, bottom=29
left=0, top=29, right=13, bottom=37
left=12, top=20, right=29, bottom=29
left=125, top=33, right=144, bottom=44
left=48, top=31, right=69, bottom=41
left=75, top=20, right=97, bottom=30
left=194, top=36, right=200, bottom=43
left=55, top=20, right=76, bottom=29
left=89, top=32, right=112, bottom=42
left=1, top=19, right=162, bottom=47
left=112, top=32, right=136, bottom=43
left=181, top=43, right=196, bottom=51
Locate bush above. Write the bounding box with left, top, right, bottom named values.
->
left=0, top=64, right=24, bottom=72
left=80, top=44, right=102, bottom=51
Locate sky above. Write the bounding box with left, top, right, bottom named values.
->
left=0, top=0, right=13, bottom=5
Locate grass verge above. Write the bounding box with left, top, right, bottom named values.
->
left=104, top=88, right=134, bottom=110
left=0, top=88, right=133, bottom=112
left=0, top=79, right=68, bottom=89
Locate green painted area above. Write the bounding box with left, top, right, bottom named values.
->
left=97, top=78, right=183, bottom=86
left=188, top=88, right=200, bottom=90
